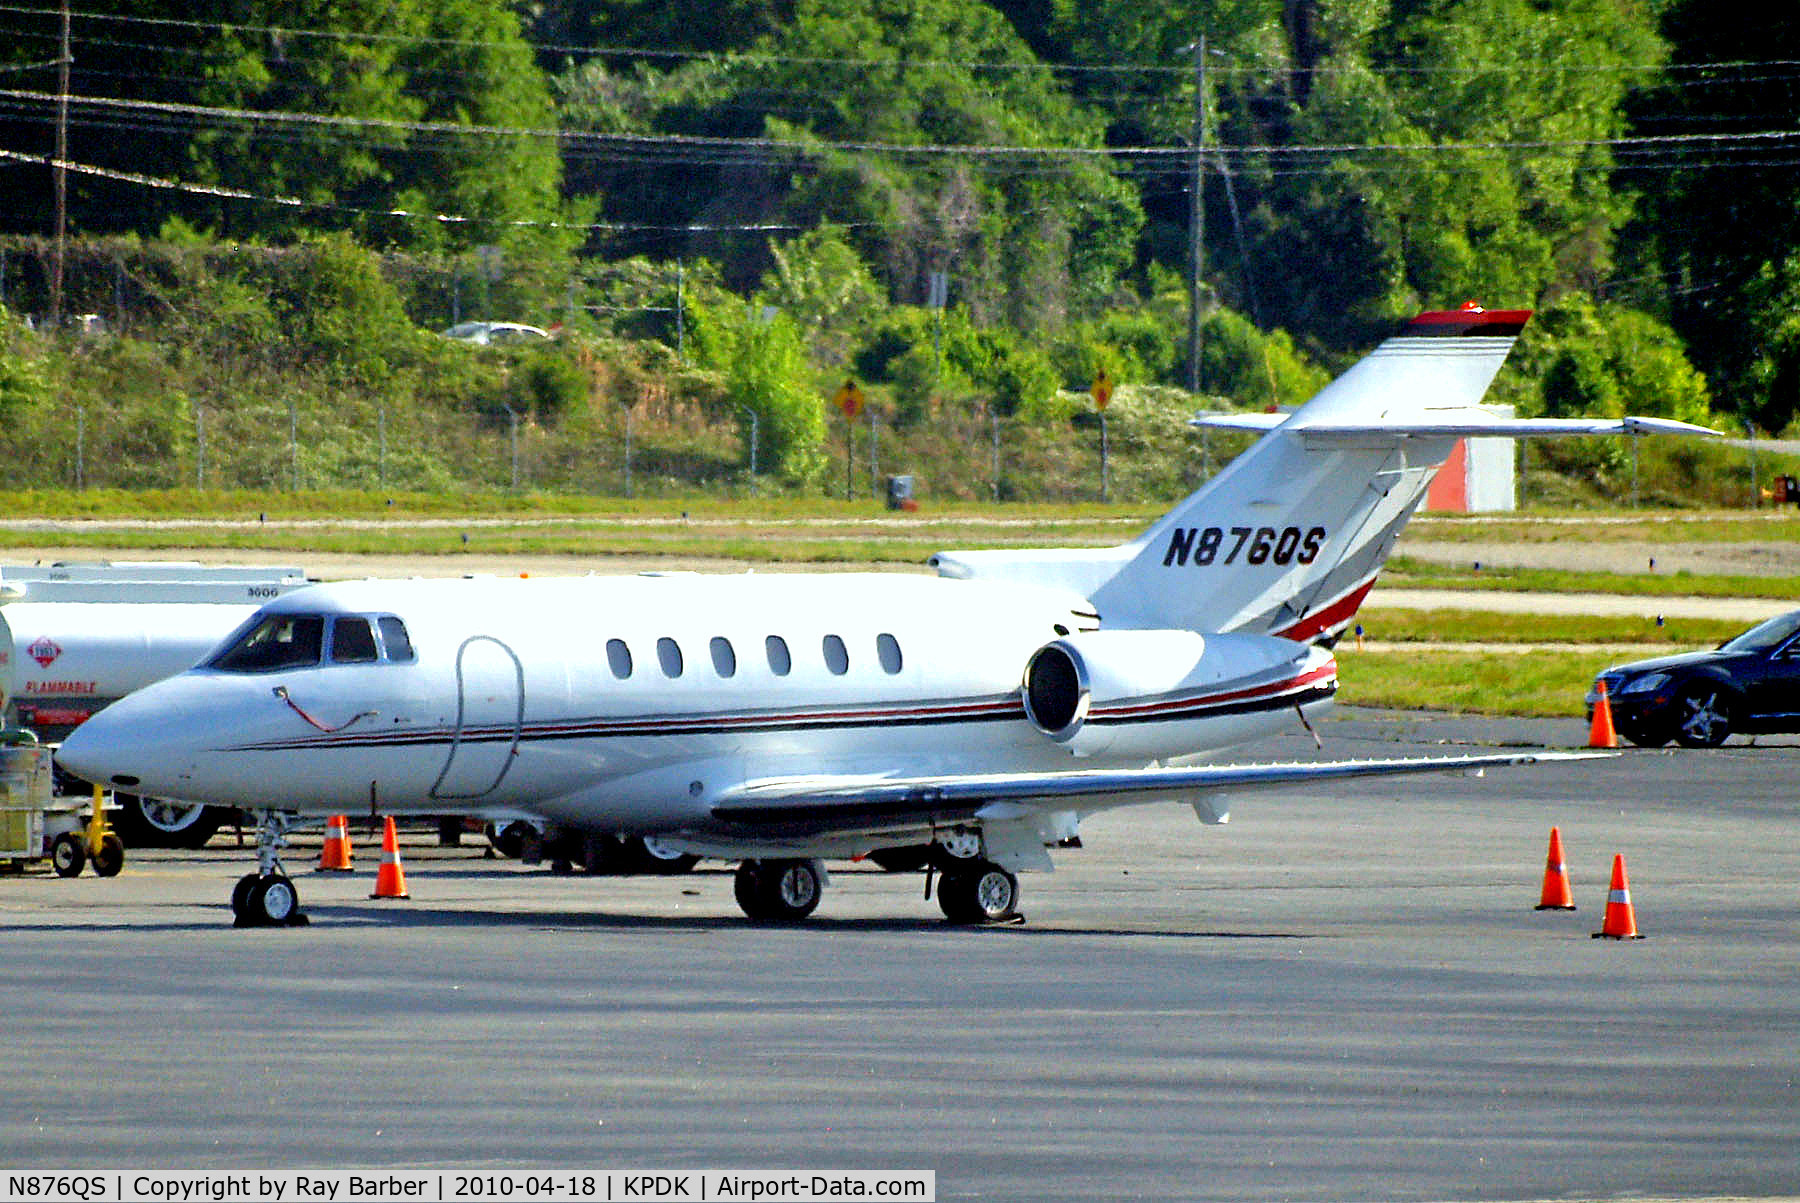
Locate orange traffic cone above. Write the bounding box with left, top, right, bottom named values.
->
left=369, top=816, right=410, bottom=900
left=1592, top=853, right=1643, bottom=940
left=315, top=815, right=354, bottom=872
left=1588, top=681, right=1618, bottom=749
left=1534, top=826, right=1576, bottom=911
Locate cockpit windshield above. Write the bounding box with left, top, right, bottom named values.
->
left=209, top=614, right=325, bottom=672
left=209, top=612, right=416, bottom=672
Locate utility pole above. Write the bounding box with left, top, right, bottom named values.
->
left=1185, top=36, right=1209, bottom=396
left=49, top=0, right=69, bottom=327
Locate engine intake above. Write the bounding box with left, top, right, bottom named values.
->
left=1022, top=641, right=1089, bottom=738
left=1020, top=629, right=1334, bottom=758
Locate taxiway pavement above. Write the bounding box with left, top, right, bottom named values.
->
left=2, top=710, right=1796, bottom=1202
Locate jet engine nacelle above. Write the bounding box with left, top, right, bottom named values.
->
left=1020, top=628, right=1335, bottom=758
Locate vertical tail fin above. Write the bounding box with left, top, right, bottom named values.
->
left=1093, top=306, right=1533, bottom=639
left=935, top=304, right=1710, bottom=641
left=937, top=305, right=1695, bottom=642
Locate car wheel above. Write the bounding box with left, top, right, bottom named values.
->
left=112, top=794, right=226, bottom=849
left=1673, top=685, right=1732, bottom=748
left=50, top=831, right=86, bottom=878
left=91, top=833, right=125, bottom=877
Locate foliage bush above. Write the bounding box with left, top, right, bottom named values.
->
left=688, top=297, right=827, bottom=483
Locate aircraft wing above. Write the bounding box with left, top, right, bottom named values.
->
left=710, top=750, right=1604, bottom=837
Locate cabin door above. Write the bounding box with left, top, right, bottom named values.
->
left=430, top=635, right=524, bottom=800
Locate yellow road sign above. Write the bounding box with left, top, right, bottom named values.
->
left=832, top=379, right=866, bottom=420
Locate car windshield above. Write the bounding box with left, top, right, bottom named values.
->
left=209, top=613, right=325, bottom=672
left=1720, top=610, right=1800, bottom=654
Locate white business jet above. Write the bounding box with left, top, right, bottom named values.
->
left=56, top=305, right=1710, bottom=926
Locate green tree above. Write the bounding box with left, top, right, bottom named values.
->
left=1622, top=0, right=1800, bottom=426
left=690, top=299, right=828, bottom=481
left=0, top=308, right=50, bottom=423
left=1053, top=0, right=1662, bottom=347
left=173, top=0, right=574, bottom=256
left=757, top=225, right=887, bottom=367
left=559, top=0, right=1144, bottom=325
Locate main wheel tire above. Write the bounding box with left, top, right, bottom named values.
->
left=733, top=861, right=768, bottom=919
left=112, top=794, right=226, bottom=849
left=486, top=820, right=537, bottom=859
left=50, top=831, right=86, bottom=878
left=1673, top=685, right=1733, bottom=748
left=735, top=858, right=823, bottom=922
left=929, top=828, right=983, bottom=871
left=939, top=862, right=1019, bottom=924
left=578, top=834, right=622, bottom=875
left=91, top=832, right=124, bottom=877
left=631, top=836, right=700, bottom=875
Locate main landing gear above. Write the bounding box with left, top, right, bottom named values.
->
left=734, top=858, right=826, bottom=922
left=729, top=827, right=1025, bottom=925
left=934, top=861, right=1021, bottom=925
left=927, top=831, right=1021, bottom=925
left=231, top=810, right=309, bottom=928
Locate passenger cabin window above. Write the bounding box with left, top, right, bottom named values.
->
left=876, top=633, right=903, bottom=675
left=210, top=614, right=325, bottom=673
left=606, top=638, right=633, bottom=679
left=657, top=637, right=684, bottom=678
left=378, top=616, right=415, bottom=662
left=823, top=634, right=849, bottom=675
left=766, top=636, right=792, bottom=677
left=710, top=637, right=737, bottom=678
left=330, top=616, right=379, bottom=663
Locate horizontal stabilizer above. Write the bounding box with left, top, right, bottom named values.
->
left=1192, top=412, right=1719, bottom=440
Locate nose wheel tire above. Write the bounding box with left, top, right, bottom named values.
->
left=231, top=873, right=309, bottom=927
left=734, top=858, right=824, bottom=922
left=938, top=862, right=1020, bottom=924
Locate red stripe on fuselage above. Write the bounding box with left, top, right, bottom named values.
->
left=1089, top=662, right=1337, bottom=722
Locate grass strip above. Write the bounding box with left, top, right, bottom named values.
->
left=1333, top=648, right=1613, bottom=718
left=1384, top=557, right=1800, bottom=601
left=1352, top=608, right=1742, bottom=646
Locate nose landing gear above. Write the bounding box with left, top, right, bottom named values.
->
left=231, top=810, right=309, bottom=927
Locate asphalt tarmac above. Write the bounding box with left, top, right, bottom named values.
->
left=3, top=709, right=1797, bottom=1202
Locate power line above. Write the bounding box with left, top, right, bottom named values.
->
left=6, top=84, right=1800, bottom=166
left=3, top=2, right=1800, bottom=84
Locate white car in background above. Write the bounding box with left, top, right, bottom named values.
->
left=441, top=321, right=552, bottom=345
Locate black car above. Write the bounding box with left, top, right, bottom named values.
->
left=1588, top=609, right=1800, bottom=747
